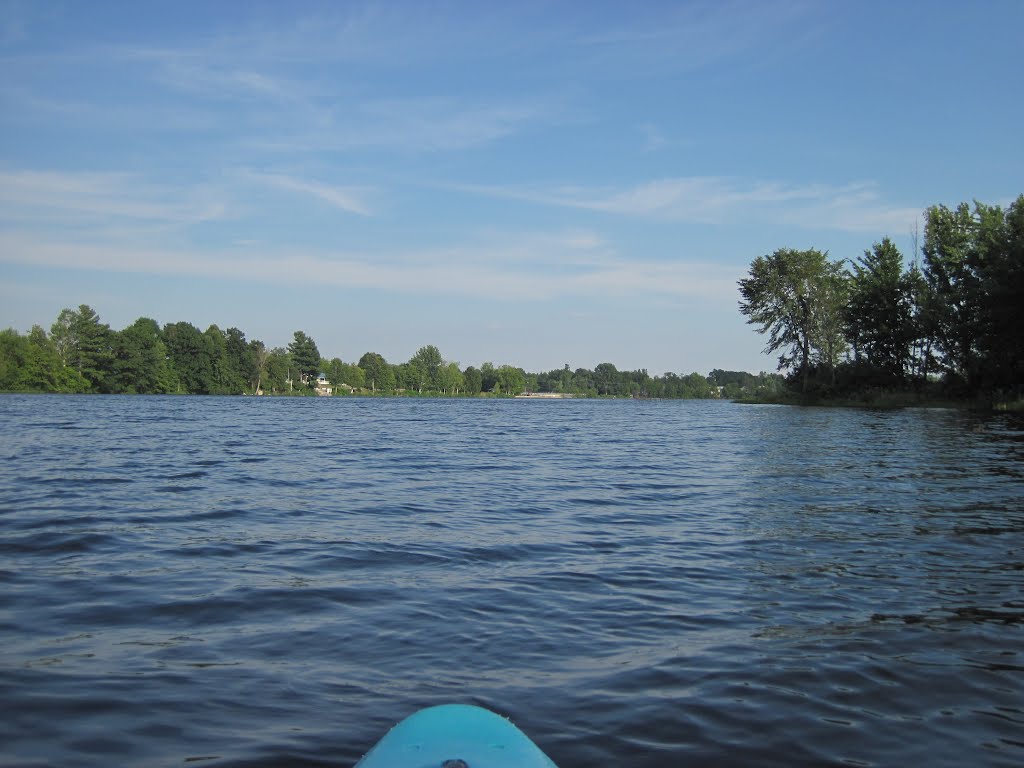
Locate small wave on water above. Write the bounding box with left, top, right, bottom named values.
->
left=0, top=395, right=1022, bottom=767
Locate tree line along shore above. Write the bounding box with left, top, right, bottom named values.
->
left=3, top=193, right=1019, bottom=407
left=0, top=309, right=781, bottom=400
left=739, top=195, right=1023, bottom=408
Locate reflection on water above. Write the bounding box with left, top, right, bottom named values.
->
left=0, top=395, right=1021, bottom=767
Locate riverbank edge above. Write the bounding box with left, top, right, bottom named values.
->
left=734, top=393, right=1024, bottom=411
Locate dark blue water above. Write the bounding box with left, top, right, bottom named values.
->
left=1, top=395, right=1022, bottom=767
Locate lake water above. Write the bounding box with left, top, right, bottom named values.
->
left=1, top=395, right=1022, bottom=767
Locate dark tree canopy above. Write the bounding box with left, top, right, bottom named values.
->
left=738, top=194, right=1024, bottom=400
left=164, top=322, right=213, bottom=394
left=358, top=352, right=394, bottom=392
left=288, top=331, right=321, bottom=384
left=112, top=317, right=173, bottom=394
left=462, top=366, right=482, bottom=395
left=844, top=238, right=916, bottom=385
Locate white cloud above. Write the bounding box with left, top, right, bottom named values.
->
left=0, top=170, right=227, bottom=224
left=97, top=25, right=558, bottom=154
left=570, top=0, right=821, bottom=75
left=0, top=230, right=738, bottom=304
left=242, top=97, right=552, bottom=154
left=243, top=171, right=372, bottom=216
left=152, top=59, right=297, bottom=103
left=458, top=176, right=922, bottom=234
left=639, top=123, right=668, bottom=152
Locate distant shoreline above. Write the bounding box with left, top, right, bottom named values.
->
left=735, top=392, right=1024, bottom=411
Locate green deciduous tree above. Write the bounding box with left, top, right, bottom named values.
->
left=496, top=364, right=526, bottom=395
left=346, top=363, right=366, bottom=390
left=921, top=202, right=984, bottom=391
left=738, top=248, right=846, bottom=393
left=111, top=317, right=175, bottom=394
left=51, top=305, right=114, bottom=392
left=917, top=198, right=1024, bottom=394
left=250, top=340, right=270, bottom=393
left=22, top=326, right=72, bottom=392
left=410, top=345, right=443, bottom=391
left=480, top=362, right=498, bottom=393
left=163, top=321, right=214, bottom=394
left=682, top=371, right=715, bottom=398
left=810, top=259, right=849, bottom=384
left=358, top=352, right=394, bottom=392
left=987, top=195, right=1024, bottom=393
left=264, top=347, right=291, bottom=393
left=325, top=357, right=365, bottom=391
left=438, top=361, right=463, bottom=394
left=0, top=327, right=88, bottom=392
left=594, top=362, right=620, bottom=395
left=536, top=364, right=573, bottom=394
left=0, top=328, right=30, bottom=391
left=971, top=196, right=1024, bottom=395
left=462, top=365, right=482, bottom=395
left=396, top=361, right=422, bottom=392
left=571, top=367, right=596, bottom=396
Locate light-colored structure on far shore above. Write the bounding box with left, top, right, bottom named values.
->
left=315, top=373, right=333, bottom=396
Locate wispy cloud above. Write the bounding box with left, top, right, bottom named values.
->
left=151, top=58, right=298, bottom=103
left=639, top=123, right=669, bottom=152
left=360, top=99, right=544, bottom=151
left=242, top=97, right=552, bottom=154
left=243, top=171, right=373, bottom=216
left=0, top=169, right=227, bottom=224
left=456, top=176, right=922, bottom=234
left=75, top=41, right=557, bottom=155
left=569, top=0, right=821, bottom=75
left=0, top=229, right=738, bottom=304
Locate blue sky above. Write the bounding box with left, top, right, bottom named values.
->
left=1, top=1, right=1021, bottom=376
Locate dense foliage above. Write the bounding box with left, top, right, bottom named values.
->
left=739, top=195, right=1024, bottom=401
left=1, top=310, right=774, bottom=399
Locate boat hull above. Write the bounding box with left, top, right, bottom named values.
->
left=355, top=704, right=558, bottom=768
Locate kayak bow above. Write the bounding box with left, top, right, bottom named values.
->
left=355, top=704, right=558, bottom=768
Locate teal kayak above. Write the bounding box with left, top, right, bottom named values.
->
left=355, top=704, right=558, bottom=768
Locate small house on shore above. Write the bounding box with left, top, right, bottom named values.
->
left=315, top=373, right=333, bottom=396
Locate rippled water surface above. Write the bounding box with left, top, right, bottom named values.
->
left=1, top=395, right=1022, bottom=767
